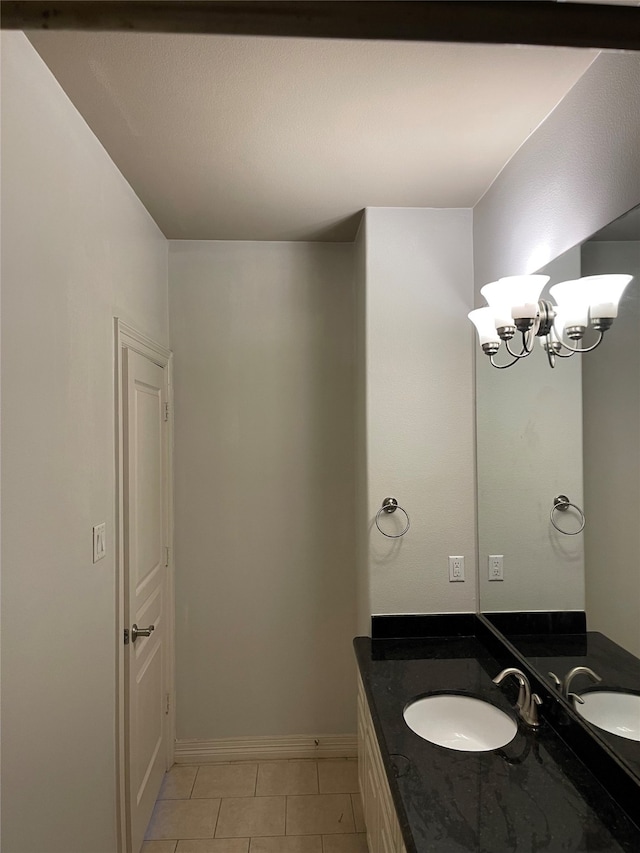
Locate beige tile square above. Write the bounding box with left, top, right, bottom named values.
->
left=215, top=796, right=285, bottom=838
left=322, top=834, right=369, bottom=853
left=142, top=843, right=177, bottom=853
left=249, top=836, right=322, bottom=853
left=317, top=761, right=359, bottom=794
left=286, top=795, right=355, bottom=836
left=192, top=764, right=258, bottom=798
left=256, top=761, right=318, bottom=796
left=159, top=766, right=199, bottom=799
left=176, top=841, right=249, bottom=853
left=350, top=795, right=365, bottom=833
left=145, top=799, right=220, bottom=840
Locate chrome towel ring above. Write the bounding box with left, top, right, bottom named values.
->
left=550, top=495, right=585, bottom=535
left=375, top=497, right=410, bottom=538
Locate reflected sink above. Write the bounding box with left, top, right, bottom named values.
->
left=574, top=691, right=640, bottom=742
left=403, top=694, right=517, bottom=752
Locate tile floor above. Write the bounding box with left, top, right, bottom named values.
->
left=143, top=759, right=369, bottom=853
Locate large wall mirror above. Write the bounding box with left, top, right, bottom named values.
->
left=475, top=203, right=640, bottom=782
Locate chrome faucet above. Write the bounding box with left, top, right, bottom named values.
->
left=548, top=666, right=602, bottom=704
left=493, top=667, right=542, bottom=728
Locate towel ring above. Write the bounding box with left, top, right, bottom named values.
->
left=550, top=495, right=585, bottom=535
left=375, top=497, right=410, bottom=538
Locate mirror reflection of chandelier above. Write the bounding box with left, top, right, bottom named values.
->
left=469, top=274, right=633, bottom=369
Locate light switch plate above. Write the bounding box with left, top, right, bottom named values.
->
left=93, top=523, right=106, bottom=563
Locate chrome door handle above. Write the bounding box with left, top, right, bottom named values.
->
left=131, top=623, right=155, bottom=643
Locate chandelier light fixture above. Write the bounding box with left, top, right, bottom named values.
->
left=469, top=274, right=633, bottom=369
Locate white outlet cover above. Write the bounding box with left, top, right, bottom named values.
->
left=93, top=523, right=106, bottom=563
left=448, top=556, right=465, bottom=582
left=488, top=554, right=504, bottom=581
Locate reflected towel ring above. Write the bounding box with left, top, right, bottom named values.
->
left=375, top=497, right=410, bottom=538
left=550, top=495, right=585, bottom=535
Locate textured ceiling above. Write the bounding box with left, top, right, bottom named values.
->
left=28, top=32, right=597, bottom=241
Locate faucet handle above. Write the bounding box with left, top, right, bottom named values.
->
left=548, top=672, right=562, bottom=690
left=532, top=694, right=542, bottom=726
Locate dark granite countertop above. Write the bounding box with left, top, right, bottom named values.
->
left=504, top=631, right=640, bottom=780
left=354, top=635, right=640, bottom=853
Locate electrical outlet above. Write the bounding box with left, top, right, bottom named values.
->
left=488, top=554, right=504, bottom=581
left=448, top=556, right=465, bottom=582
left=93, top=523, right=106, bottom=563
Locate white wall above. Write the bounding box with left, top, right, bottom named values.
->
left=473, top=52, right=640, bottom=619
left=363, top=208, right=476, bottom=615
left=477, top=248, right=585, bottom=612
left=582, top=241, right=640, bottom=656
left=169, top=241, right=356, bottom=740
left=1, top=33, right=169, bottom=853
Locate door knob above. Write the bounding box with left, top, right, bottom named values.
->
left=131, top=623, right=155, bottom=643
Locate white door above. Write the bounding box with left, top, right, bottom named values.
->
left=123, top=348, right=170, bottom=853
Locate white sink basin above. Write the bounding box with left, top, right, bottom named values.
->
left=403, top=694, right=517, bottom=752
left=574, top=691, right=640, bottom=742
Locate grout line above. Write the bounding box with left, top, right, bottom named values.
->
left=316, top=760, right=320, bottom=796
left=188, top=766, right=199, bottom=799
left=349, top=793, right=357, bottom=832
left=285, top=792, right=289, bottom=836
left=212, top=795, right=222, bottom=839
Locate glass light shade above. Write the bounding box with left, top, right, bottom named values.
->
left=468, top=307, right=500, bottom=346
left=497, top=275, right=549, bottom=320
left=549, top=279, right=590, bottom=328
left=583, top=274, right=633, bottom=319
left=479, top=280, right=514, bottom=328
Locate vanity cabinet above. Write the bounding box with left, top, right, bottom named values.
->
left=357, top=674, right=407, bottom=853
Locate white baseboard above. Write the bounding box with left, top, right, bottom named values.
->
left=174, top=734, right=357, bottom=764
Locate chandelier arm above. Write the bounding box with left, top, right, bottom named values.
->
left=489, top=355, right=521, bottom=370
left=504, top=329, right=536, bottom=358
left=522, top=328, right=535, bottom=354
left=556, top=331, right=605, bottom=354
left=505, top=339, right=531, bottom=359
left=553, top=347, right=575, bottom=359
